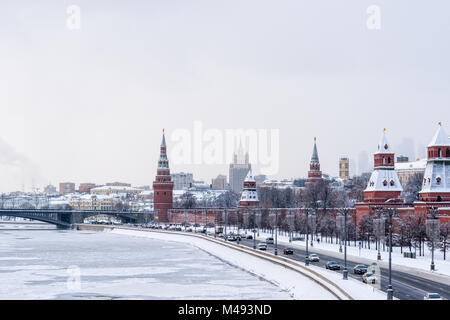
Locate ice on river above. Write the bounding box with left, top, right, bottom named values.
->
left=0, top=227, right=292, bottom=300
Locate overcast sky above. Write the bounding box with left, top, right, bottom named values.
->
left=0, top=1, right=449, bottom=192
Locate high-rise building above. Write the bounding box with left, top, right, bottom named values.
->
left=306, top=137, right=322, bottom=185
left=171, top=172, right=193, bottom=190
left=79, top=183, right=97, bottom=193
left=339, top=157, right=350, bottom=180
left=59, top=182, right=75, bottom=195
left=153, top=130, right=174, bottom=223
left=229, top=140, right=251, bottom=194
left=211, top=175, right=227, bottom=190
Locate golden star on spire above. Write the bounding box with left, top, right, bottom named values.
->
left=438, top=122, right=442, bottom=126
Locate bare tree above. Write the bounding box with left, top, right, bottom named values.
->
left=402, top=172, right=424, bottom=204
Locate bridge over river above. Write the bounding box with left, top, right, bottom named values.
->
left=0, top=209, right=151, bottom=228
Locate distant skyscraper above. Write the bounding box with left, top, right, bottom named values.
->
left=339, top=156, right=349, bottom=180
left=211, top=174, right=227, bottom=190
left=59, top=182, right=75, bottom=195
left=171, top=172, right=193, bottom=190
left=229, top=140, right=251, bottom=194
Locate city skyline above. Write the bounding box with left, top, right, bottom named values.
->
left=1, top=1, right=449, bottom=192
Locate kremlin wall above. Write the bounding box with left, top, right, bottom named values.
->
left=153, top=124, right=450, bottom=227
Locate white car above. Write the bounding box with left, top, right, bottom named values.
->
left=258, top=242, right=267, bottom=250
left=308, top=254, right=320, bottom=262
left=362, top=272, right=378, bottom=284
left=424, top=293, right=442, bottom=300
left=266, top=237, right=274, bottom=244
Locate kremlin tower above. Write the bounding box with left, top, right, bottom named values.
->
left=419, top=122, right=450, bottom=202
left=238, top=170, right=260, bottom=209
left=306, top=137, right=322, bottom=185
left=153, top=129, right=174, bottom=223
left=363, top=129, right=403, bottom=203
left=414, top=123, right=450, bottom=222
left=356, top=129, right=404, bottom=222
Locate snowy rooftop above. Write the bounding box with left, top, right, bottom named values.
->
left=375, top=129, right=393, bottom=154
left=395, top=158, right=427, bottom=171
left=428, top=124, right=450, bottom=147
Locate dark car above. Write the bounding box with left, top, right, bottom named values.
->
left=283, top=248, right=294, bottom=255
left=326, top=261, right=341, bottom=270
left=246, top=234, right=253, bottom=239
left=353, top=264, right=368, bottom=275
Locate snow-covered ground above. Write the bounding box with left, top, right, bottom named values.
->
left=110, top=227, right=387, bottom=300
left=225, top=227, right=450, bottom=278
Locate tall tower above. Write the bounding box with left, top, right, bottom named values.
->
left=363, top=129, right=403, bottom=203
left=153, top=129, right=174, bottom=223
left=306, top=137, right=322, bottom=185
left=339, top=156, right=350, bottom=180
left=238, top=170, right=259, bottom=209
left=229, top=139, right=251, bottom=194
left=419, top=122, right=450, bottom=202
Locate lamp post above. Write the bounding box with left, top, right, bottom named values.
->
left=305, top=210, right=309, bottom=266
left=340, top=208, right=351, bottom=280
left=253, top=209, right=256, bottom=250
left=237, top=209, right=240, bottom=245
left=274, top=210, right=278, bottom=256
left=214, top=210, right=217, bottom=238
left=427, top=207, right=440, bottom=271
left=224, top=208, right=228, bottom=241
left=383, top=207, right=397, bottom=300
left=373, top=207, right=384, bottom=261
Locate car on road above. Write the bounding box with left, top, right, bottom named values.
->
left=226, top=235, right=236, bottom=241
left=283, top=248, right=294, bottom=255
left=424, top=293, right=442, bottom=300
left=266, top=237, right=274, bottom=244
left=258, top=242, right=267, bottom=250
left=308, top=254, right=320, bottom=262
left=246, top=234, right=253, bottom=239
left=325, top=261, right=341, bottom=270
left=362, top=272, right=378, bottom=284
left=292, top=236, right=305, bottom=241
left=353, top=264, right=368, bottom=275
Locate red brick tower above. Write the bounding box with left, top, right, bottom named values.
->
left=153, top=129, right=174, bottom=223
left=363, top=128, right=403, bottom=203
left=306, top=137, right=322, bottom=185
left=414, top=122, right=450, bottom=222
left=356, top=129, right=404, bottom=222
left=238, top=170, right=260, bottom=209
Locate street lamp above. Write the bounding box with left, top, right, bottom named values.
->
left=427, top=207, right=440, bottom=271
left=274, top=210, right=278, bottom=256
left=237, top=209, right=240, bottom=245
left=382, top=207, right=397, bottom=300
left=305, top=210, right=311, bottom=266
left=214, top=210, right=217, bottom=238
left=252, top=209, right=257, bottom=249
left=224, top=208, right=228, bottom=241
left=373, top=207, right=385, bottom=261
left=339, top=208, right=352, bottom=280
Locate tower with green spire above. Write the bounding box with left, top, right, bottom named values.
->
left=153, top=129, right=174, bottom=223
left=306, top=137, right=322, bottom=185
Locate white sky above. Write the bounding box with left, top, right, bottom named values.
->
left=0, top=1, right=449, bottom=192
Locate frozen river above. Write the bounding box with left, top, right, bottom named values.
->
left=0, top=225, right=291, bottom=299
